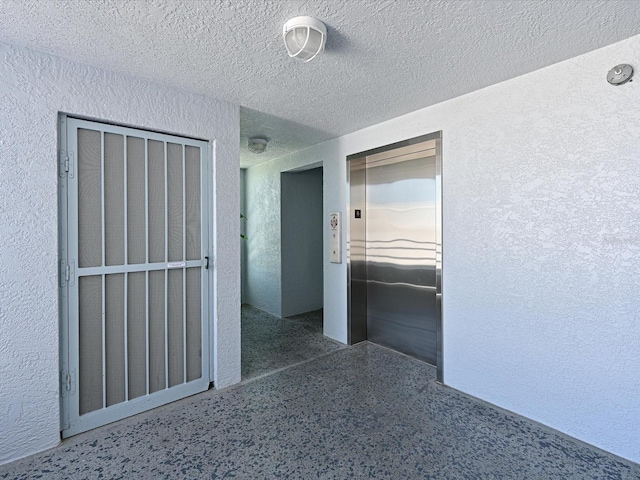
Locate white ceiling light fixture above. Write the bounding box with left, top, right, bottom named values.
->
left=283, top=16, right=327, bottom=62
left=248, top=137, right=268, bottom=154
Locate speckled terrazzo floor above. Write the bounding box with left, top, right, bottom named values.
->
left=2, top=343, right=639, bottom=480
left=241, top=304, right=344, bottom=380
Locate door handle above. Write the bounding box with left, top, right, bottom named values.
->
left=204, top=256, right=209, bottom=269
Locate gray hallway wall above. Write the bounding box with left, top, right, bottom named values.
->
left=281, top=168, right=324, bottom=317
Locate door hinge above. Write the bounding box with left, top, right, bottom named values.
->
left=59, top=151, right=74, bottom=178
left=60, top=260, right=75, bottom=287
left=60, top=259, right=67, bottom=286
left=59, top=151, right=68, bottom=177
left=61, top=369, right=76, bottom=397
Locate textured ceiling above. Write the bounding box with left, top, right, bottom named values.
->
left=1, top=0, right=639, bottom=168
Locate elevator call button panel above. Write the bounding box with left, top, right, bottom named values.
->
left=329, top=212, right=341, bottom=264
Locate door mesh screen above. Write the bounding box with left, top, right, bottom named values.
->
left=167, top=143, right=183, bottom=262
left=104, top=133, right=125, bottom=266
left=185, top=146, right=201, bottom=261
left=75, top=128, right=203, bottom=416
left=79, top=275, right=103, bottom=415
left=148, top=140, right=165, bottom=264
left=126, top=137, right=145, bottom=265
left=149, top=270, right=165, bottom=394
left=105, top=273, right=125, bottom=407
left=127, top=271, right=147, bottom=400
left=186, top=267, right=202, bottom=381
left=78, top=129, right=102, bottom=268
left=168, top=269, right=184, bottom=387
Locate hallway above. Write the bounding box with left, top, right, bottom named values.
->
left=1, top=343, right=638, bottom=479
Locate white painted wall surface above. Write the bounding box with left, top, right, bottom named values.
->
left=244, top=156, right=325, bottom=316
left=0, top=42, right=240, bottom=465
left=245, top=35, right=640, bottom=462
left=281, top=168, right=324, bottom=317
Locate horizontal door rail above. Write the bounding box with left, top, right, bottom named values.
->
left=76, top=261, right=204, bottom=277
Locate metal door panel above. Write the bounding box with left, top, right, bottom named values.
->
left=347, top=133, right=442, bottom=373
left=348, top=157, right=367, bottom=344
left=366, top=153, right=436, bottom=364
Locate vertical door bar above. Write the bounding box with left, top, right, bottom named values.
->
left=182, top=145, right=187, bottom=383
left=144, top=140, right=150, bottom=396
left=124, top=275, right=129, bottom=400
left=203, top=144, right=210, bottom=382
left=100, top=132, right=107, bottom=409
left=123, top=138, right=129, bottom=400
left=163, top=141, right=169, bottom=389
left=435, top=136, right=443, bottom=384
left=101, top=274, right=107, bottom=409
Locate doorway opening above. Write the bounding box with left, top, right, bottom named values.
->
left=347, top=132, right=443, bottom=381
left=241, top=165, right=341, bottom=380
left=281, top=166, right=324, bottom=317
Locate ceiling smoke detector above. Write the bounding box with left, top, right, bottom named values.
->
left=283, top=16, right=327, bottom=62
left=248, top=137, right=268, bottom=154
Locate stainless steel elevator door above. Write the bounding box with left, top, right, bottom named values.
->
left=365, top=141, right=437, bottom=363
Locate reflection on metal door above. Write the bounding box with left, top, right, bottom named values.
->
left=366, top=148, right=437, bottom=361
left=59, top=116, right=210, bottom=437
left=348, top=132, right=442, bottom=379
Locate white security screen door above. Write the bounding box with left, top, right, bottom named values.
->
left=59, top=116, right=210, bottom=437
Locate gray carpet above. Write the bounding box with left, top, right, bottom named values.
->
left=1, top=343, right=639, bottom=479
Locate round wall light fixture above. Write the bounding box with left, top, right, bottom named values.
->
left=248, top=137, right=268, bottom=154
left=283, top=16, right=327, bottom=62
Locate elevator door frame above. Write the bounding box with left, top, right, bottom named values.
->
left=347, top=131, right=443, bottom=383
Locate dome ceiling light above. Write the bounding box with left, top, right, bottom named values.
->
left=248, top=137, right=268, bottom=154
left=283, top=16, right=327, bottom=62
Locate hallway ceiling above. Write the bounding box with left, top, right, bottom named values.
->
left=1, top=0, right=639, bottom=168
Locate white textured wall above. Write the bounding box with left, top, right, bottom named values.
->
left=281, top=168, right=324, bottom=317
left=245, top=35, right=640, bottom=462
left=245, top=157, right=325, bottom=316
left=0, top=42, right=240, bottom=464
left=244, top=162, right=281, bottom=315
